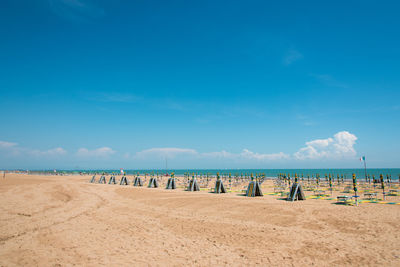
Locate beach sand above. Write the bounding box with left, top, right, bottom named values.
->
left=1, top=173, right=399, bottom=266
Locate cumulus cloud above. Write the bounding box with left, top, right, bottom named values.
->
left=294, top=131, right=357, bottom=160
left=135, top=147, right=198, bottom=159
left=0, top=131, right=359, bottom=165
left=77, top=147, right=115, bottom=158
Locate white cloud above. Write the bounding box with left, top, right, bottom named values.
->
left=136, top=147, right=288, bottom=162
left=283, top=49, right=303, bottom=65
left=0, top=140, right=67, bottom=158
left=201, top=149, right=289, bottom=161
left=135, top=147, right=198, bottom=159
left=0, top=141, right=18, bottom=149
left=294, top=131, right=357, bottom=160
left=29, top=147, right=67, bottom=157
left=0, top=141, right=21, bottom=156
left=77, top=147, right=115, bottom=157
left=136, top=147, right=289, bottom=162
left=201, top=150, right=234, bottom=159
left=1, top=131, right=359, bottom=166
left=240, top=149, right=289, bottom=160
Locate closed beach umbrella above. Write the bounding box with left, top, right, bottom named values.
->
left=352, top=173, right=358, bottom=192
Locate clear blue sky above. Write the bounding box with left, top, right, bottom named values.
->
left=0, top=0, right=399, bottom=169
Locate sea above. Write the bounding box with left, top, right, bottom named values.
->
left=29, top=168, right=400, bottom=179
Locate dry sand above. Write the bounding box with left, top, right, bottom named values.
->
left=1, top=174, right=399, bottom=266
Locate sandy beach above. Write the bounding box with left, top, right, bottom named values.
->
left=0, top=173, right=399, bottom=266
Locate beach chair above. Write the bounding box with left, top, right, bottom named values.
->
left=388, top=189, right=399, bottom=196
left=241, top=186, right=247, bottom=194
left=314, top=190, right=326, bottom=197
left=336, top=195, right=352, bottom=205
left=274, top=185, right=286, bottom=193
left=363, top=192, right=377, bottom=200
left=342, top=186, right=352, bottom=193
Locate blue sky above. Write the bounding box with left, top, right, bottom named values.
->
left=0, top=0, right=399, bottom=169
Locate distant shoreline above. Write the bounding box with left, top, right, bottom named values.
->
left=3, top=168, right=399, bottom=178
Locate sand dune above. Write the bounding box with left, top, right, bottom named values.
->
left=0, top=174, right=399, bottom=266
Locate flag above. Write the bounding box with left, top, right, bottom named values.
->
left=359, top=156, right=365, bottom=162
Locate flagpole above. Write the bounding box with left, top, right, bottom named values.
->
left=165, top=156, right=168, bottom=175
left=363, top=156, right=367, bottom=183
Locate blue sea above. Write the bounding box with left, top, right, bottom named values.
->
left=33, top=168, right=400, bottom=179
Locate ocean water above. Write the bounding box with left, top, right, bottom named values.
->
left=34, top=168, right=400, bottom=180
